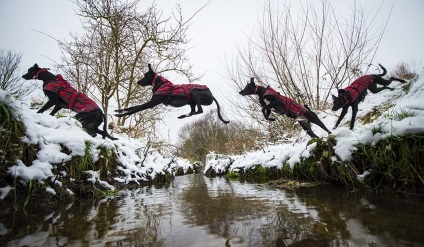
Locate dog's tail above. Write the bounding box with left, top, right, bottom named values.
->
left=376, top=64, right=387, bottom=77
left=212, top=97, right=230, bottom=124
left=101, top=113, right=118, bottom=140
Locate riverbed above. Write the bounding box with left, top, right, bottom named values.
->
left=1, top=174, right=424, bottom=246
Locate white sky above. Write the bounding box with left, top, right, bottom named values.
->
left=1, top=0, right=423, bottom=143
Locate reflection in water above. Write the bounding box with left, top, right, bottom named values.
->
left=1, top=174, right=424, bottom=246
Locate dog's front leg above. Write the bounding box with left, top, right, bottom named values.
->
left=114, top=96, right=163, bottom=117
left=334, top=105, right=349, bottom=129
left=37, top=100, right=56, bottom=114
left=262, top=100, right=278, bottom=121
left=114, top=105, right=138, bottom=113
left=49, top=105, right=63, bottom=116
left=263, top=108, right=276, bottom=121
left=349, top=102, right=359, bottom=130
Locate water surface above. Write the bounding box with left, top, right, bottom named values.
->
left=1, top=174, right=424, bottom=246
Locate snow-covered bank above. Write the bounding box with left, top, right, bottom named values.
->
left=205, top=72, right=424, bottom=182
left=0, top=90, right=193, bottom=201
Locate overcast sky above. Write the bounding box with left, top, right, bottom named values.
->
left=1, top=0, right=423, bottom=142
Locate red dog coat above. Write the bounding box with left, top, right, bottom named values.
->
left=342, top=75, right=374, bottom=103
left=43, top=75, right=99, bottom=113
left=263, top=86, right=307, bottom=117
left=153, top=77, right=208, bottom=101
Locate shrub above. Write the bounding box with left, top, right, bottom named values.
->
left=389, top=60, right=420, bottom=81
left=177, top=110, right=262, bottom=162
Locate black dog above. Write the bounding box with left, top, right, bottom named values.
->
left=115, top=64, right=230, bottom=124
left=239, top=78, right=331, bottom=138
left=22, top=64, right=117, bottom=140
left=331, top=64, right=406, bottom=130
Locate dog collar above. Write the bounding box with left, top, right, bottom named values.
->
left=33, top=69, right=48, bottom=79
left=152, top=74, right=159, bottom=86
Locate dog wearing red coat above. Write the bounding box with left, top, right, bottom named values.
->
left=331, top=64, right=406, bottom=130
left=239, top=78, right=331, bottom=138
left=115, top=64, right=229, bottom=124
left=22, top=64, right=117, bottom=140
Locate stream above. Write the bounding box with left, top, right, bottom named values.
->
left=1, top=174, right=424, bottom=246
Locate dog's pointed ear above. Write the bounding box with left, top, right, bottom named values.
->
left=148, top=63, right=152, bottom=71
left=250, top=77, right=255, bottom=85
left=33, top=63, right=39, bottom=69
left=332, top=94, right=337, bottom=100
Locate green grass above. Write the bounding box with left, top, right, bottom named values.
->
left=67, top=142, right=95, bottom=180
left=353, top=134, right=424, bottom=193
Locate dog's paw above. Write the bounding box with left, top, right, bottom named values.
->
left=114, top=113, right=125, bottom=117
left=114, top=109, right=124, bottom=113
left=178, top=113, right=192, bottom=119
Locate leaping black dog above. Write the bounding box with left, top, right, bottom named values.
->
left=115, top=64, right=230, bottom=124
left=239, top=78, right=331, bottom=138
left=331, top=64, right=406, bottom=130
left=22, top=64, right=117, bottom=140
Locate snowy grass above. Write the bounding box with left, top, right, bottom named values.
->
left=205, top=72, right=424, bottom=193
left=0, top=89, right=194, bottom=208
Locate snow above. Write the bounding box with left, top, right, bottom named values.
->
left=8, top=160, right=53, bottom=182
left=46, top=187, right=56, bottom=195
left=205, top=72, right=424, bottom=175
left=0, top=186, right=13, bottom=200
left=0, top=89, right=193, bottom=198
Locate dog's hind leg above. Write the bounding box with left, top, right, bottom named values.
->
left=99, top=112, right=118, bottom=140
left=178, top=102, right=196, bottom=119
left=368, top=82, right=394, bottom=93
left=304, top=111, right=331, bottom=134
left=94, top=128, right=117, bottom=140
left=298, top=119, right=318, bottom=138
left=191, top=92, right=204, bottom=115
left=389, top=77, right=407, bottom=83
left=371, top=77, right=407, bottom=93
left=178, top=92, right=204, bottom=119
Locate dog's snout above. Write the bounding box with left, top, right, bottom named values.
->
left=22, top=73, right=32, bottom=80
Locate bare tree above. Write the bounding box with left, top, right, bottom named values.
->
left=59, top=0, right=201, bottom=138
left=0, top=48, right=36, bottom=99
left=226, top=0, right=390, bottom=139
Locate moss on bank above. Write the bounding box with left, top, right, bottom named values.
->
left=207, top=135, right=424, bottom=195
